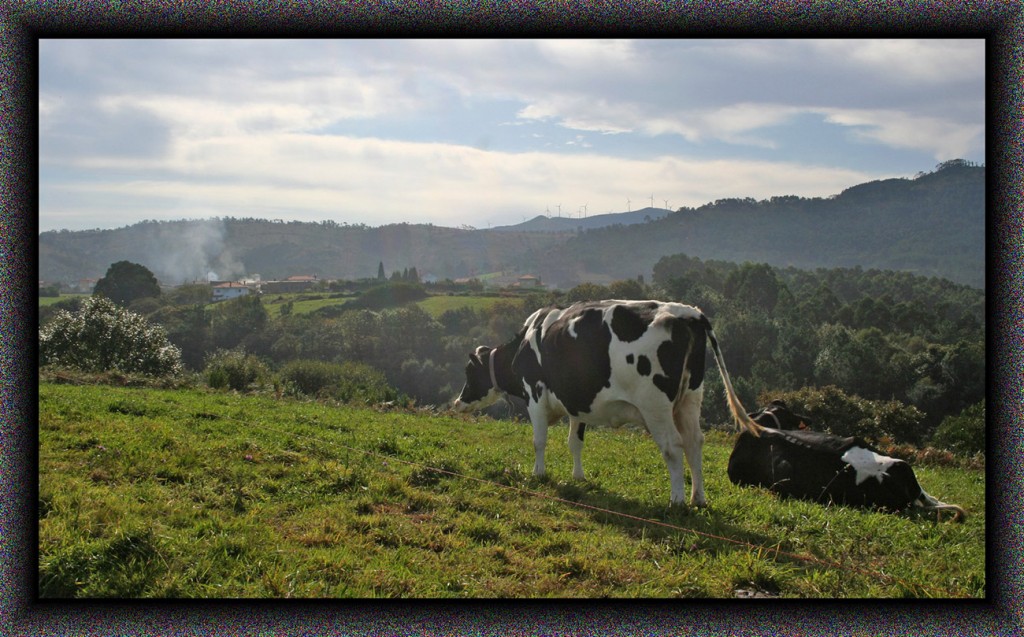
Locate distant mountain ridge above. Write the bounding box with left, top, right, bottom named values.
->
left=521, top=162, right=985, bottom=289
left=38, top=162, right=985, bottom=290
left=492, top=207, right=671, bottom=233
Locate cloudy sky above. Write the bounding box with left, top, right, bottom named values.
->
left=38, top=39, right=985, bottom=232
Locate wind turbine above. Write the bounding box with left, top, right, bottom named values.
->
left=627, top=198, right=631, bottom=213
left=582, top=203, right=588, bottom=218
left=557, top=203, right=562, bottom=218
left=663, top=199, right=670, bottom=211
left=650, top=193, right=654, bottom=209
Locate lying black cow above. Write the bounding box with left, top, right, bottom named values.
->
left=728, top=401, right=966, bottom=521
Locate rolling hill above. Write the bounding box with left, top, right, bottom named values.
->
left=522, top=162, right=985, bottom=289
left=38, top=162, right=984, bottom=290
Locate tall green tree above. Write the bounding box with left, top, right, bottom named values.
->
left=724, top=262, right=783, bottom=313
left=93, top=260, right=161, bottom=307
left=210, top=295, right=269, bottom=351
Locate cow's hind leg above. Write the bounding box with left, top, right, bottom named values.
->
left=644, top=410, right=688, bottom=506
left=675, top=387, right=706, bottom=507
left=568, top=418, right=586, bottom=480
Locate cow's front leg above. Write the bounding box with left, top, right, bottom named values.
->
left=568, top=418, right=586, bottom=480
left=529, top=408, right=550, bottom=477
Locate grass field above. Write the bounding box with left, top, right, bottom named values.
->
left=39, top=294, right=88, bottom=308
left=260, top=293, right=353, bottom=318
left=40, top=291, right=507, bottom=321
left=416, top=295, right=508, bottom=318
left=38, top=381, right=985, bottom=598
left=256, top=292, right=509, bottom=319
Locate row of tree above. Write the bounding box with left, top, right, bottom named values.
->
left=40, top=254, right=985, bottom=451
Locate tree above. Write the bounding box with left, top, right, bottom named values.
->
left=724, top=262, right=783, bottom=313
left=377, top=261, right=386, bottom=281
left=211, top=295, right=269, bottom=351
left=565, top=282, right=610, bottom=303
left=39, top=296, right=182, bottom=376
left=931, top=400, right=984, bottom=455
left=93, top=260, right=161, bottom=307
left=608, top=278, right=646, bottom=300
left=149, top=304, right=212, bottom=371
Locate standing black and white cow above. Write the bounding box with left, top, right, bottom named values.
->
left=453, top=300, right=763, bottom=507
left=729, top=402, right=966, bottom=521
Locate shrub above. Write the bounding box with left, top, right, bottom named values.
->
left=931, top=400, right=985, bottom=455
left=759, top=385, right=925, bottom=445
left=278, top=359, right=399, bottom=404
left=203, top=349, right=270, bottom=392
left=39, top=296, right=183, bottom=377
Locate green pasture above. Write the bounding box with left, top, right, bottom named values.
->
left=38, top=382, right=985, bottom=599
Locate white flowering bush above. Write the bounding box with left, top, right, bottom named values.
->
left=39, top=296, right=183, bottom=376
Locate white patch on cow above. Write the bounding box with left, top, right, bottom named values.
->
left=453, top=386, right=502, bottom=413
left=568, top=316, right=580, bottom=338
left=522, top=307, right=564, bottom=369
left=840, top=446, right=900, bottom=485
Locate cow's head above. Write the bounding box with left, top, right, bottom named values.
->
left=750, top=400, right=812, bottom=431
left=453, top=346, right=502, bottom=413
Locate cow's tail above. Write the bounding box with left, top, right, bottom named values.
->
left=914, top=490, right=967, bottom=523
left=703, top=316, right=764, bottom=437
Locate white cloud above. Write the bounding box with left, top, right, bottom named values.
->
left=808, top=39, right=985, bottom=84
left=535, top=39, right=638, bottom=69
left=38, top=39, right=985, bottom=232
left=47, top=130, right=878, bottom=230
left=818, top=107, right=984, bottom=159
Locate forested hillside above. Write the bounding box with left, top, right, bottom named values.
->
left=524, top=161, right=984, bottom=289
left=38, top=161, right=983, bottom=289
left=38, top=220, right=569, bottom=285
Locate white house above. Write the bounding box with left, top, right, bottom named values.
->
left=212, top=282, right=252, bottom=302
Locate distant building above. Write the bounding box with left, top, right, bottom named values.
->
left=211, top=282, right=252, bottom=302
left=75, top=278, right=98, bottom=293
left=261, top=275, right=317, bottom=294
left=517, top=275, right=542, bottom=288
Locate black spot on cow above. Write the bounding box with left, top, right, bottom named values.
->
left=577, top=422, right=586, bottom=441
left=610, top=304, right=656, bottom=343
left=652, top=316, right=707, bottom=401
left=636, top=354, right=652, bottom=376
left=539, top=307, right=612, bottom=416
left=531, top=383, right=543, bottom=402
left=626, top=354, right=635, bottom=365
